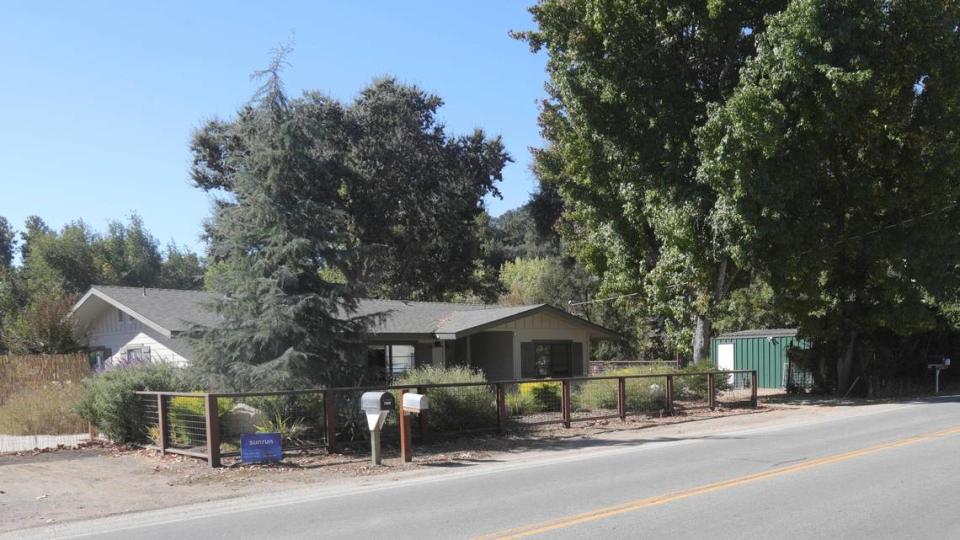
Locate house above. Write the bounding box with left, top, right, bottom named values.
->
left=70, top=285, right=618, bottom=380
left=710, top=328, right=811, bottom=389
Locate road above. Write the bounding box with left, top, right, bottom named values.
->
left=10, top=397, right=960, bottom=539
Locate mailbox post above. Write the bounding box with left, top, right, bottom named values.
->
left=400, top=390, right=430, bottom=463
left=360, top=391, right=395, bottom=465
left=928, top=358, right=951, bottom=395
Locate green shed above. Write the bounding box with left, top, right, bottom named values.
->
left=710, top=329, right=811, bottom=389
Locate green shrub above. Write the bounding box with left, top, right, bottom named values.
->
left=573, top=368, right=667, bottom=412
left=675, top=362, right=731, bottom=400
left=0, top=383, right=87, bottom=435
left=167, top=395, right=234, bottom=447
left=256, top=412, right=308, bottom=446
left=509, top=382, right=560, bottom=413
left=505, top=389, right=536, bottom=415
left=394, top=366, right=497, bottom=431
left=77, top=363, right=188, bottom=442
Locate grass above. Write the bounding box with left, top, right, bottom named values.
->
left=0, top=382, right=88, bottom=435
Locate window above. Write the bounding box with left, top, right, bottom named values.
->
left=534, top=342, right=572, bottom=378
left=88, top=348, right=112, bottom=372
left=366, top=344, right=416, bottom=381
left=117, top=309, right=125, bottom=323
left=125, top=346, right=150, bottom=364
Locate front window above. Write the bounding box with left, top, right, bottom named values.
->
left=534, top=342, right=571, bottom=378
left=366, top=344, right=415, bottom=381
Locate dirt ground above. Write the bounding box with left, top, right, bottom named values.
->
left=0, top=396, right=871, bottom=533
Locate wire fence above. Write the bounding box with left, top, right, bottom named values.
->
left=135, top=369, right=757, bottom=467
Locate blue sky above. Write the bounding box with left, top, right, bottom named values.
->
left=0, top=1, right=547, bottom=256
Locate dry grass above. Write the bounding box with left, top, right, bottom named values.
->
left=0, top=354, right=91, bottom=435
left=0, top=354, right=90, bottom=405
left=0, top=383, right=88, bottom=435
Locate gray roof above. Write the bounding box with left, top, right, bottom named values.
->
left=88, top=285, right=222, bottom=332
left=73, top=286, right=617, bottom=340
left=715, top=328, right=799, bottom=339
left=347, top=299, right=547, bottom=337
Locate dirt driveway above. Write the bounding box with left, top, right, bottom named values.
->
left=0, top=398, right=870, bottom=533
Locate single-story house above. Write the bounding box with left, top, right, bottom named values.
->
left=710, top=328, right=811, bottom=389
left=70, top=285, right=618, bottom=380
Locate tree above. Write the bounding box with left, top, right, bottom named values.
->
left=19, top=220, right=99, bottom=298
left=518, top=0, right=788, bottom=361
left=158, top=243, right=204, bottom=289
left=18, top=215, right=50, bottom=263
left=1, top=293, right=82, bottom=354
left=188, top=55, right=376, bottom=390
left=97, top=215, right=162, bottom=287
left=342, top=78, right=510, bottom=300
left=193, top=77, right=509, bottom=302
left=0, top=217, right=15, bottom=269
left=698, top=0, right=960, bottom=390
left=486, top=205, right=560, bottom=272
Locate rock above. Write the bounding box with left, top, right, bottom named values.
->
left=222, top=403, right=267, bottom=437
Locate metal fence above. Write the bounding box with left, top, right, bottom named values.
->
left=135, top=369, right=757, bottom=467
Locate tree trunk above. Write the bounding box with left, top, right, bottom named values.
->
left=691, top=315, right=712, bottom=364
left=690, top=258, right=730, bottom=364
left=837, top=331, right=858, bottom=394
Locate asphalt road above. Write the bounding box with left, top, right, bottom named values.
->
left=12, top=397, right=960, bottom=539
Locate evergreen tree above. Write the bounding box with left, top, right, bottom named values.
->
left=190, top=54, right=376, bottom=390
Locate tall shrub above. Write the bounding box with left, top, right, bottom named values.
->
left=77, top=363, right=188, bottom=442
left=394, top=366, right=496, bottom=432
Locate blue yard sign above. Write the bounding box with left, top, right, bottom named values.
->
left=240, top=432, right=283, bottom=464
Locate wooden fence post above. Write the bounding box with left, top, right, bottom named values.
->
left=157, top=394, right=169, bottom=453
left=751, top=370, right=759, bottom=408
left=400, top=389, right=412, bottom=463
left=325, top=390, right=337, bottom=453
left=708, top=373, right=717, bottom=411
left=204, top=394, right=221, bottom=468
left=666, top=375, right=674, bottom=415
left=617, top=377, right=626, bottom=421
left=561, top=380, right=572, bottom=428
left=495, top=383, right=506, bottom=435
left=417, top=386, right=427, bottom=439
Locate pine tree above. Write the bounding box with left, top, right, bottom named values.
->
left=191, top=51, right=375, bottom=390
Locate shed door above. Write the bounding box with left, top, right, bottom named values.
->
left=717, top=343, right=735, bottom=384
left=717, top=343, right=735, bottom=370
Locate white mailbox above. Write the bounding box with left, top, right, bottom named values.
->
left=402, top=393, right=430, bottom=414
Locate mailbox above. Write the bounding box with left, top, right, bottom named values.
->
left=360, top=391, right=395, bottom=466
left=402, top=392, right=430, bottom=414
left=361, top=391, right=395, bottom=414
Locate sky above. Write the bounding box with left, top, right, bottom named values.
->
left=0, top=1, right=548, bottom=256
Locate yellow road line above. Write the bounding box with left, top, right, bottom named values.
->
left=476, top=425, right=960, bottom=540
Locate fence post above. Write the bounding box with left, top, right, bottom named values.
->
left=617, top=377, right=626, bottom=421
left=417, top=385, right=427, bottom=439
left=708, top=373, right=717, bottom=411
left=495, top=383, right=505, bottom=435
left=325, top=390, right=337, bottom=453
left=562, top=380, right=572, bottom=428
left=400, top=389, right=412, bottom=463
left=751, top=370, right=758, bottom=408
left=204, top=394, right=221, bottom=468
left=157, top=394, right=169, bottom=453
left=666, top=375, right=674, bottom=415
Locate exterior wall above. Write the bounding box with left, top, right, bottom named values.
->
left=469, top=331, right=514, bottom=381
left=709, top=335, right=811, bottom=389
left=86, top=307, right=189, bottom=366
left=489, top=312, right=591, bottom=379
